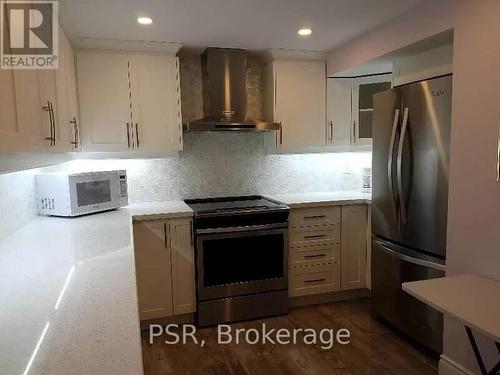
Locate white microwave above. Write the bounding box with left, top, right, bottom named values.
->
left=36, top=170, right=128, bottom=217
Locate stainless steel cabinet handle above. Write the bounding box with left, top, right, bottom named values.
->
left=70, top=117, right=79, bottom=148
left=303, top=234, right=327, bottom=239
left=135, top=123, right=140, bottom=148
left=43, top=101, right=55, bottom=146
left=304, top=215, right=326, bottom=220
left=352, top=120, right=356, bottom=142
left=388, top=109, right=400, bottom=208
left=397, top=108, right=409, bottom=224
left=126, top=123, right=131, bottom=148
left=304, top=254, right=327, bottom=259
left=497, top=126, right=500, bottom=182
left=279, top=122, right=283, bottom=145
left=329, top=121, right=333, bottom=142
left=189, top=221, right=193, bottom=247
left=304, top=278, right=326, bottom=284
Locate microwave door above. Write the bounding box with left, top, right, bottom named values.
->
left=372, top=88, right=402, bottom=243
left=69, top=174, right=120, bottom=215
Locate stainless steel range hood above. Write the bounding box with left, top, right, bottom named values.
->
left=182, top=48, right=280, bottom=132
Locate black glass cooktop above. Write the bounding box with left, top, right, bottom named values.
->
left=184, top=195, right=287, bottom=215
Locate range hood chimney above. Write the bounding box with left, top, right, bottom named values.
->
left=183, top=48, right=280, bottom=132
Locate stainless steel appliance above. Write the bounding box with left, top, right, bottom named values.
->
left=35, top=170, right=128, bottom=217
left=371, top=75, right=452, bottom=353
left=185, top=196, right=289, bottom=327
left=182, top=48, right=280, bottom=132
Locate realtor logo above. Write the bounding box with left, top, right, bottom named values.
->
left=1, top=0, right=58, bottom=69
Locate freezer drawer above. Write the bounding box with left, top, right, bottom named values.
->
left=372, top=237, right=444, bottom=353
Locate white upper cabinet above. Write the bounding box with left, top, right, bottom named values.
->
left=77, top=51, right=132, bottom=152
left=351, top=74, right=392, bottom=146
left=0, top=68, right=22, bottom=153
left=129, top=54, right=182, bottom=153
left=0, top=26, right=79, bottom=154
left=55, top=27, right=80, bottom=151
left=326, top=78, right=352, bottom=147
left=77, top=51, right=182, bottom=153
left=264, top=59, right=326, bottom=150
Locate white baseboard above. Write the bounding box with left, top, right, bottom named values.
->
left=439, top=355, right=474, bottom=375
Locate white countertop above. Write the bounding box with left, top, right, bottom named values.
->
left=403, top=274, right=500, bottom=342
left=266, top=190, right=371, bottom=208
left=0, top=201, right=192, bottom=375
left=0, top=192, right=368, bottom=374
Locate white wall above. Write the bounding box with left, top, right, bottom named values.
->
left=326, top=1, right=500, bottom=373
left=327, top=0, right=455, bottom=76
left=444, top=1, right=500, bottom=372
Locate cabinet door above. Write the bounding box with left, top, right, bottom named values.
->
left=77, top=51, right=132, bottom=151
left=0, top=68, right=22, bottom=153
left=352, top=74, right=392, bottom=146
left=275, top=60, right=326, bottom=150
left=129, top=54, right=182, bottom=153
left=341, top=205, right=367, bottom=290
left=169, top=218, right=196, bottom=315
left=327, top=78, right=352, bottom=146
left=54, top=27, right=79, bottom=151
left=12, top=70, right=48, bottom=153
left=133, top=221, right=173, bottom=320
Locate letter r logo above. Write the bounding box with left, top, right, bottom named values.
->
left=1, top=0, right=58, bottom=69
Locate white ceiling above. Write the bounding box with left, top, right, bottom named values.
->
left=60, top=0, right=427, bottom=52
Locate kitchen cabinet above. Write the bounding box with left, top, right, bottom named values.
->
left=133, top=221, right=173, bottom=320
left=326, top=74, right=391, bottom=148
left=341, top=205, right=367, bottom=290
left=0, top=68, right=22, bottom=153
left=77, top=51, right=182, bottom=153
left=288, top=206, right=341, bottom=297
left=351, top=74, right=392, bottom=146
left=288, top=204, right=369, bottom=298
left=56, top=27, right=80, bottom=151
left=133, top=217, right=195, bottom=321
left=0, top=27, right=78, bottom=154
left=263, top=59, right=326, bottom=150
left=169, top=218, right=195, bottom=315
left=326, top=78, right=352, bottom=147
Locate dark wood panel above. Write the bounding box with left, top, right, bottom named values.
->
left=141, top=298, right=438, bottom=375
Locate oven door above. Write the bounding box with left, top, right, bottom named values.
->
left=196, top=223, right=288, bottom=301
left=68, top=173, right=121, bottom=216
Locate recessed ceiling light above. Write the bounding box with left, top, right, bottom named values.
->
left=137, top=16, right=153, bottom=25
left=298, top=28, right=312, bottom=36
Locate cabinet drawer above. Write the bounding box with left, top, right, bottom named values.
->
left=290, top=243, right=339, bottom=266
left=290, top=225, right=340, bottom=247
left=289, top=206, right=341, bottom=228
left=289, top=263, right=339, bottom=297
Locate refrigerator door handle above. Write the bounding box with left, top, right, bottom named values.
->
left=397, top=107, right=409, bottom=224
left=388, top=108, right=400, bottom=207
left=374, top=239, right=445, bottom=271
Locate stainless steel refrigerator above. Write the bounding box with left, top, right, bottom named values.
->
left=371, top=75, right=452, bottom=353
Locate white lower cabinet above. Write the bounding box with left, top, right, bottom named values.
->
left=341, top=205, right=368, bottom=290
left=288, top=204, right=368, bottom=297
left=133, top=217, right=195, bottom=321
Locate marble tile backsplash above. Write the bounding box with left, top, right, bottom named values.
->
left=0, top=132, right=371, bottom=241
left=64, top=133, right=372, bottom=202
left=0, top=168, right=41, bottom=242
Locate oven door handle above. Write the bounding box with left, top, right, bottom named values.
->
left=196, top=223, right=288, bottom=235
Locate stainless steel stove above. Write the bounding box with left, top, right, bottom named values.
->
left=184, top=196, right=289, bottom=327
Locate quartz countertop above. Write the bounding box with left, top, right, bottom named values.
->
left=0, top=192, right=368, bottom=374
left=266, top=190, right=371, bottom=208
left=0, top=201, right=192, bottom=375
